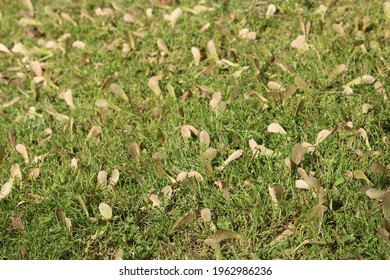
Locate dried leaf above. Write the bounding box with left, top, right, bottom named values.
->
left=194, top=5, right=213, bottom=14
left=164, top=7, right=182, bottom=27
left=344, top=75, right=376, bottom=88
left=204, top=238, right=220, bottom=248
left=331, top=64, right=347, bottom=77
left=214, top=229, right=241, bottom=243
left=12, top=214, right=25, bottom=233
left=149, top=193, right=161, bottom=207
left=97, top=171, right=107, bottom=186
left=210, top=98, right=226, bottom=115
left=312, top=205, right=328, bottom=215
left=210, top=92, right=222, bottom=108
left=95, top=98, right=120, bottom=110
left=249, top=139, right=276, bottom=158
left=148, top=76, right=161, bottom=97
left=28, top=168, right=40, bottom=180
left=80, top=8, right=95, bottom=23
left=201, top=208, right=211, bottom=222
left=220, top=150, right=243, bottom=170
left=61, top=12, right=77, bottom=26
left=355, top=128, right=370, bottom=148
left=207, top=39, right=219, bottom=60
left=203, top=162, right=213, bottom=175
left=275, top=185, right=285, bottom=201
left=362, top=103, right=374, bottom=114
left=77, top=196, right=89, bottom=218
left=161, top=185, right=172, bottom=196
left=354, top=170, right=373, bottom=185
left=72, top=40, right=86, bottom=49
left=296, top=180, right=309, bottom=189
left=192, top=250, right=201, bottom=260
left=267, top=123, right=287, bottom=135
left=269, top=185, right=285, bottom=205
left=9, top=130, right=17, bottom=149
left=371, top=162, right=389, bottom=176
left=11, top=42, right=29, bottom=56
left=291, top=35, right=308, bottom=50
left=292, top=143, right=304, bottom=165
left=284, top=85, right=297, bottom=98
left=146, top=8, right=153, bottom=17
left=363, top=187, right=385, bottom=200
left=285, top=157, right=293, bottom=171
left=267, top=81, right=283, bottom=91
left=157, top=38, right=169, bottom=54
left=383, top=192, right=390, bottom=221
left=294, top=99, right=305, bottom=118
left=172, top=213, right=196, bottom=231
left=0, top=43, right=11, bottom=54
left=200, top=22, right=210, bottom=32
left=95, top=7, right=114, bottom=17
left=0, top=182, right=13, bottom=200
left=273, top=227, right=294, bottom=243
left=302, top=142, right=316, bottom=154
left=60, top=90, right=76, bottom=110
left=332, top=24, right=345, bottom=37
left=216, top=180, right=230, bottom=200
left=165, top=83, right=175, bottom=99
left=188, top=171, right=204, bottom=182
left=248, top=139, right=258, bottom=153
left=115, top=249, right=124, bottom=260
left=19, top=245, right=28, bottom=260
left=71, top=158, right=78, bottom=169
left=184, top=125, right=199, bottom=136
left=202, top=148, right=217, bottom=161
left=18, top=17, right=42, bottom=27
left=87, top=126, right=102, bottom=139
left=106, top=39, right=120, bottom=52
left=378, top=228, right=389, bottom=244
left=176, top=171, right=188, bottom=182
left=316, top=129, right=334, bottom=145
left=385, top=2, right=390, bottom=20
left=306, top=177, right=322, bottom=191
left=238, top=28, right=257, bottom=40
left=362, top=16, right=371, bottom=32
left=258, top=145, right=276, bottom=158
left=10, top=163, right=22, bottom=182
left=110, top=84, right=128, bottom=102
left=15, top=144, right=29, bottom=163
left=54, top=207, right=64, bottom=222
left=297, top=167, right=309, bottom=181
left=180, top=125, right=191, bottom=139
left=128, top=142, right=140, bottom=161
left=122, top=43, right=130, bottom=54
left=30, top=61, right=42, bottom=77
left=123, top=13, right=135, bottom=23
left=191, top=47, right=201, bottom=66
left=374, top=81, right=386, bottom=94
left=199, top=131, right=210, bottom=147
left=365, top=151, right=384, bottom=158
left=0, top=96, right=20, bottom=110
left=26, top=193, right=48, bottom=203
left=109, top=169, right=120, bottom=187
left=45, top=105, right=69, bottom=121
left=64, top=217, right=72, bottom=236
left=99, top=202, right=112, bottom=220
left=269, top=185, right=278, bottom=205
left=266, top=4, right=277, bottom=18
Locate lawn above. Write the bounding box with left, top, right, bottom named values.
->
left=0, top=0, right=389, bottom=260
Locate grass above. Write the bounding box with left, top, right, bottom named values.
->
left=0, top=0, right=389, bottom=260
